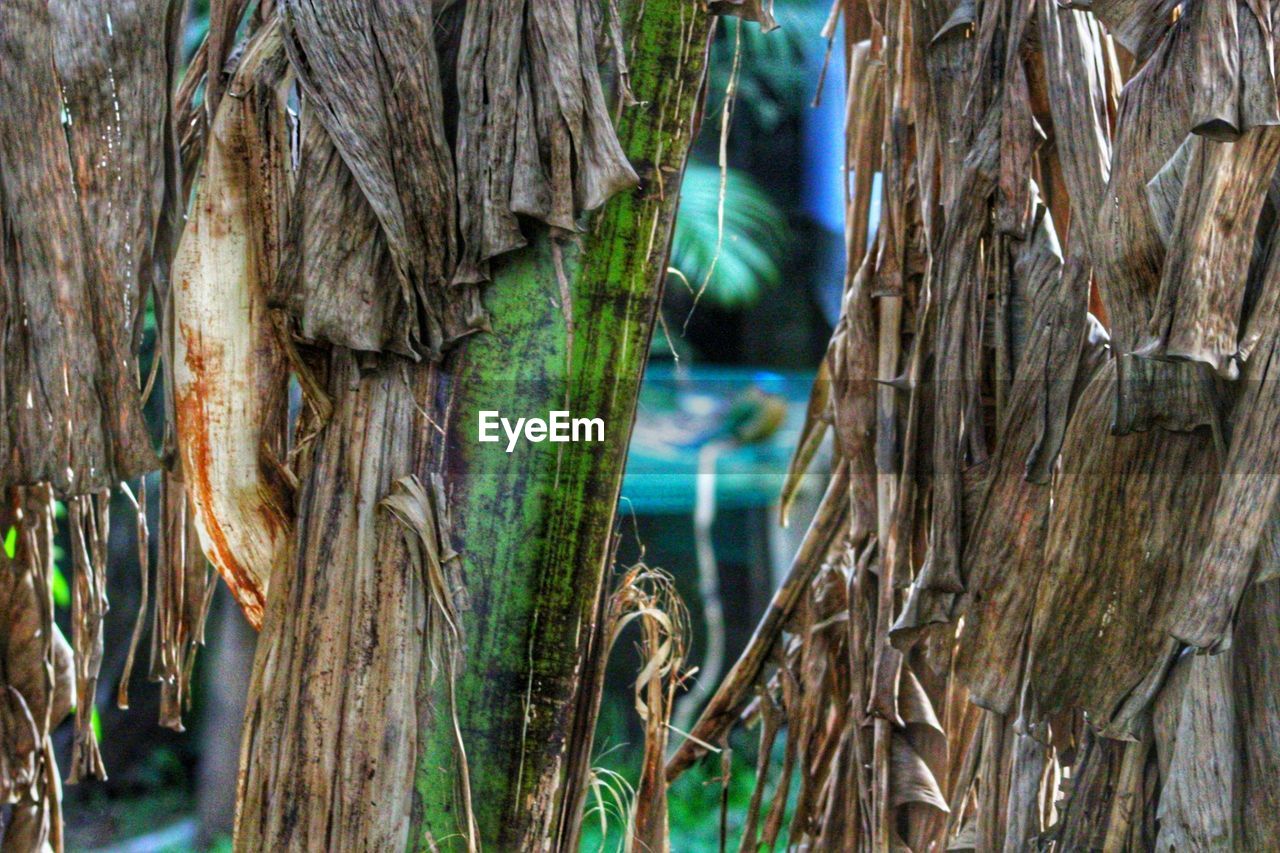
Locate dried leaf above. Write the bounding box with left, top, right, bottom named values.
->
left=283, top=0, right=484, bottom=358
left=1155, top=650, right=1236, bottom=850
left=1028, top=360, right=1218, bottom=734
left=0, top=0, right=114, bottom=495
left=67, top=494, right=110, bottom=783
left=172, top=21, right=293, bottom=629
left=454, top=0, right=639, bottom=282
left=49, top=0, right=184, bottom=483
left=1143, top=127, right=1280, bottom=377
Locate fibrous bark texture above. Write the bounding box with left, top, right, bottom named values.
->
left=6, top=0, right=706, bottom=846
left=0, top=488, right=73, bottom=852
left=0, top=0, right=185, bottom=832
left=1, top=0, right=180, bottom=495
left=671, top=1, right=1280, bottom=850
left=226, top=0, right=713, bottom=849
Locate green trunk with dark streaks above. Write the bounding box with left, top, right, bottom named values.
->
left=410, top=2, right=711, bottom=849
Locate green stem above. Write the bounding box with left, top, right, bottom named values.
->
left=410, top=3, right=712, bottom=849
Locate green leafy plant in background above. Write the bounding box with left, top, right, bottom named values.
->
left=578, top=733, right=797, bottom=852
left=669, top=162, right=790, bottom=309
left=52, top=566, right=70, bottom=609
left=706, top=2, right=831, bottom=134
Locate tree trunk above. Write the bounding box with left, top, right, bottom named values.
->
left=669, top=1, right=1280, bottom=850
left=234, top=2, right=712, bottom=850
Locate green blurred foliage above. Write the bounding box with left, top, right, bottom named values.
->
left=52, top=566, right=70, bottom=609
left=670, top=163, right=790, bottom=309
left=707, top=3, right=832, bottom=136
left=578, top=728, right=796, bottom=852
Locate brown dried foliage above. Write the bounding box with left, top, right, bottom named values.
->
left=671, top=1, right=1280, bottom=850
left=4, top=0, right=650, bottom=843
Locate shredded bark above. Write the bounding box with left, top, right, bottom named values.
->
left=0, top=488, right=71, bottom=852
left=672, top=1, right=1280, bottom=849
left=378, top=474, right=477, bottom=852
left=150, top=478, right=217, bottom=732
left=171, top=0, right=656, bottom=640
left=271, top=0, right=638, bottom=358
left=235, top=353, right=451, bottom=850
left=66, top=494, right=110, bottom=783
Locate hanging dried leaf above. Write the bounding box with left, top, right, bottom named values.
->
left=1167, top=257, right=1280, bottom=649
left=282, top=0, right=482, bottom=357
left=0, top=487, right=71, bottom=851
left=150, top=478, right=217, bottom=731
left=278, top=113, right=410, bottom=356
left=66, top=494, right=110, bottom=783
left=1143, top=128, right=1280, bottom=377
left=1065, top=0, right=1181, bottom=63
left=680, top=3, right=1280, bottom=849
left=49, top=0, right=184, bottom=483
left=1028, top=360, right=1217, bottom=735
left=603, top=565, right=688, bottom=853
left=1092, top=12, right=1221, bottom=434
left=779, top=359, right=832, bottom=527
left=1154, top=649, right=1236, bottom=849
left=890, top=733, right=948, bottom=813
left=828, top=248, right=880, bottom=544
left=454, top=0, right=640, bottom=282
left=1, top=0, right=181, bottom=497
left=1232, top=579, right=1280, bottom=849
left=172, top=20, right=293, bottom=629
left=0, top=0, right=115, bottom=496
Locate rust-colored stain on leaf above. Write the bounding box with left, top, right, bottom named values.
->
left=175, top=322, right=267, bottom=629
left=170, top=21, right=293, bottom=631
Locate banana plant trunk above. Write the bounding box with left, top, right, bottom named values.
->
left=234, top=2, right=713, bottom=850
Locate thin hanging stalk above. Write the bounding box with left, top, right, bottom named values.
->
left=673, top=441, right=727, bottom=733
